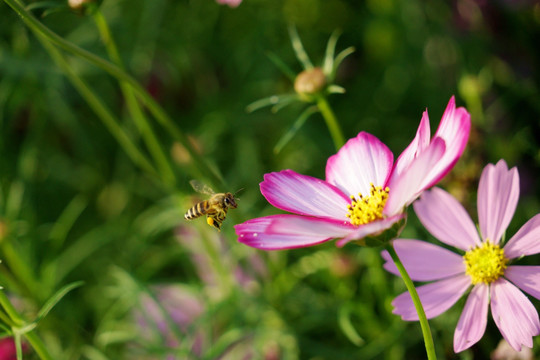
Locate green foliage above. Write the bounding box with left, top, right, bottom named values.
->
left=0, top=0, right=539, bottom=359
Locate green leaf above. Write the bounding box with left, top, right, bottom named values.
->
left=332, top=46, right=355, bottom=79
left=327, top=84, right=346, bottom=94
left=266, top=51, right=296, bottom=82
left=202, top=328, right=248, bottom=360
left=246, top=94, right=297, bottom=113
left=323, top=30, right=342, bottom=77
left=274, top=106, right=318, bottom=154
left=49, top=194, right=88, bottom=250
left=270, top=94, right=300, bottom=113
left=288, top=25, right=313, bottom=70
left=36, top=281, right=84, bottom=321
left=25, top=1, right=63, bottom=11
left=338, top=304, right=364, bottom=346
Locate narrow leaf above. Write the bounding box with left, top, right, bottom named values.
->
left=327, top=84, right=346, bottom=94
left=270, top=94, right=300, bottom=113
left=25, top=1, right=63, bottom=11
left=323, top=30, right=342, bottom=76
left=288, top=25, right=313, bottom=70
left=36, top=281, right=84, bottom=321
left=338, top=304, right=365, bottom=346
left=266, top=51, right=296, bottom=82
left=274, top=106, right=318, bottom=154
left=332, top=46, right=355, bottom=79
left=246, top=94, right=297, bottom=113
left=49, top=194, right=88, bottom=249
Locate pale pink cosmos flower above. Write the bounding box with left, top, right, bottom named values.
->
left=382, top=160, right=540, bottom=353
left=216, top=0, right=242, bottom=8
left=235, top=96, right=471, bottom=250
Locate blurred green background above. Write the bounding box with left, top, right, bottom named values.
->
left=1, top=0, right=540, bottom=359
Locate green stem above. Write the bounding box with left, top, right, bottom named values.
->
left=385, top=243, right=437, bottom=360
left=37, top=34, right=160, bottom=179
left=92, top=9, right=176, bottom=187
left=0, top=292, right=54, bottom=360
left=0, top=290, right=23, bottom=326
left=3, top=0, right=223, bottom=187
left=316, top=96, right=346, bottom=151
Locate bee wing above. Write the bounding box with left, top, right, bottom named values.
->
left=189, top=180, right=215, bottom=195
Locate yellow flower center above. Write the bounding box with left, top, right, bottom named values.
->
left=463, top=241, right=508, bottom=285
left=346, top=184, right=389, bottom=226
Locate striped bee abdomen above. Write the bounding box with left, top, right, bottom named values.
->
left=184, top=201, right=210, bottom=220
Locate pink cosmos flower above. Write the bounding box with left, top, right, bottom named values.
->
left=382, top=160, right=540, bottom=352
left=235, top=96, right=470, bottom=250
left=216, top=0, right=242, bottom=8
left=0, top=338, right=18, bottom=360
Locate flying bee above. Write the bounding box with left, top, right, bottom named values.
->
left=184, top=180, right=241, bottom=231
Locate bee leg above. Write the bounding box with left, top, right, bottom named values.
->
left=207, top=216, right=221, bottom=231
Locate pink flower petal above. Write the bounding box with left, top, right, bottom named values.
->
left=422, top=96, right=471, bottom=189
left=393, top=110, right=431, bottom=177
left=503, top=214, right=540, bottom=259
left=454, top=283, right=489, bottom=352
left=392, top=274, right=470, bottom=321
left=478, top=160, right=520, bottom=245
left=381, top=239, right=465, bottom=281
left=216, top=0, right=242, bottom=7
left=490, top=278, right=540, bottom=352
left=413, top=187, right=481, bottom=251
left=260, top=170, right=350, bottom=221
left=337, top=213, right=406, bottom=247
left=325, top=132, right=393, bottom=197
left=384, top=138, right=445, bottom=217
left=505, top=266, right=540, bottom=301
left=235, top=215, right=353, bottom=250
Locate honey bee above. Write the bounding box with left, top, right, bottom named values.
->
left=184, top=180, right=240, bottom=231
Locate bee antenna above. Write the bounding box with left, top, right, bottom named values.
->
left=234, top=188, right=245, bottom=197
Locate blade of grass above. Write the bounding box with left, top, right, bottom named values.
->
left=338, top=303, right=365, bottom=346
left=92, top=9, right=176, bottom=187
left=36, top=32, right=160, bottom=179
left=3, top=0, right=223, bottom=188
left=36, top=281, right=84, bottom=321
left=48, top=194, right=87, bottom=250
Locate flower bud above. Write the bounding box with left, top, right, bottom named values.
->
left=68, top=0, right=100, bottom=14
left=294, top=67, right=327, bottom=100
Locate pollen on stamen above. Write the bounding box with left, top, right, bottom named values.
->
left=346, top=184, right=389, bottom=226
left=463, top=240, right=508, bottom=285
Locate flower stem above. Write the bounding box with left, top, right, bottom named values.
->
left=385, top=243, right=437, bottom=360
left=316, top=96, right=346, bottom=151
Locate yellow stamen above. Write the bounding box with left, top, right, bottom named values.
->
left=463, top=240, right=508, bottom=285
left=346, top=184, right=389, bottom=226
